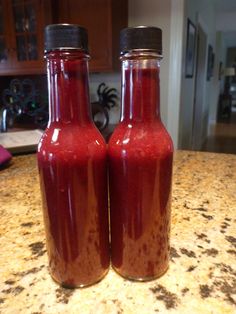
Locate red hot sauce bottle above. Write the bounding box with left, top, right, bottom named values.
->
left=108, top=26, right=173, bottom=281
left=37, top=24, right=110, bottom=288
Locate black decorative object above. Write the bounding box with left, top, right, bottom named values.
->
left=219, top=61, right=223, bottom=80
left=0, top=78, right=48, bottom=132
left=185, top=19, right=196, bottom=78
left=207, top=45, right=214, bottom=81
left=211, top=53, right=215, bottom=77
left=92, top=83, right=118, bottom=131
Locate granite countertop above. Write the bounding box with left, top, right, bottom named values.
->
left=0, top=151, right=236, bottom=314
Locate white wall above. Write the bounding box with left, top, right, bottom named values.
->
left=167, top=0, right=185, bottom=147
left=216, top=12, right=236, bottom=32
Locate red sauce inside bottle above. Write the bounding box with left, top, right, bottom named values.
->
left=108, top=63, right=173, bottom=280
left=37, top=50, right=109, bottom=287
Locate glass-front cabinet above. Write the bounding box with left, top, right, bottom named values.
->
left=0, top=0, right=8, bottom=65
left=0, top=0, right=51, bottom=75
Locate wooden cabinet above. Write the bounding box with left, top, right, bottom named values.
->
left=0, top=0, right=127, bottom=75
left=54, top=0, right=128, bottom=72
left=0, top=0, right=51, bottom=76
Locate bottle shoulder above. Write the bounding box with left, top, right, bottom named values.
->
left=108, top=121, right=173, bottom=157
left=38, top=123, right=106, bottom=158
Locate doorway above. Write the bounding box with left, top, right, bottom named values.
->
left=191, top=24, right=207, bottom=150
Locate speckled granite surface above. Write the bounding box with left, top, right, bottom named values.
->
left=0, top=151, right=236, bottom=314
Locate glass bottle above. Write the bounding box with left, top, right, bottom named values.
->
left=37, top=24, right=110, bottom=288
left=108, top=26, right=173, bottom=281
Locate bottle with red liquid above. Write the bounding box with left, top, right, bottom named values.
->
left=37, top=24, right=110, bottom=288
left=108, top=26, right=173, bottom=280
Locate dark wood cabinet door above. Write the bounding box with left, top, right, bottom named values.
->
left=0, top=0, right=127, bottom=74
left=56, top=0, right=127, bottom=72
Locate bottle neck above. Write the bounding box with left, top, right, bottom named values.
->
left=46, top=49, right=91, bottom=125
left=121, top=51, right=161, bottom=123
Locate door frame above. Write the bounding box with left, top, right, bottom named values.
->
left=191, top=14, right=208, bottom=150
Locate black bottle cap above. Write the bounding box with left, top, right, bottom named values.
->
left=44, top=24, right=88, bottom=53
left=120, top=26, right=162, bottom=55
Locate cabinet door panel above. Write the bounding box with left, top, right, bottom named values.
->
left=0, top=0, right=52, bottom=75
left=11, top=0, right=40, bottom=63
left=59, top=0, right=112, bottom=71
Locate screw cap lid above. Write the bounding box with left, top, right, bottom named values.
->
left=120, top=26, right=162, bottom=55
left=44, top=24, right=88, bottom=52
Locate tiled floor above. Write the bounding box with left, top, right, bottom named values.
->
left=202, top=109, right=236, bottom=154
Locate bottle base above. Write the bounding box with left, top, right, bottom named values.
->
left=50, top=268, right=109, bottom=289
left=112, top=265, right=169, bottom=282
